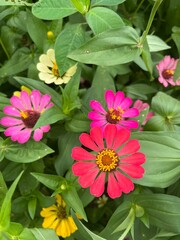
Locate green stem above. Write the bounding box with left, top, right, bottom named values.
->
left=133, top=0, right=145, bottom=16
left=139, top=0, right=164, bottom=46
left=0, top=37, right=10, bottom=59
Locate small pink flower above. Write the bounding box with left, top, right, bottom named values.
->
left=88, top=90, right=139, bottom=132
left=0, top=90, right=53, bottom=144
left=71, top=125, right=145, bottom=199
left=156, top=55, right=180, bottom=87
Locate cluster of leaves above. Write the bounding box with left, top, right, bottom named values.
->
left=0, top=0, right=180, bottom=240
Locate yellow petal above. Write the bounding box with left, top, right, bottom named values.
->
left=40, top=205, right=57, bottom=217
left=42, top=214, right=57, bottom=228
left=55, top=194, right=66, bottom=207
left=56, top=219, right=70, bottom=238
left=67, top=216, right=78, bottom=233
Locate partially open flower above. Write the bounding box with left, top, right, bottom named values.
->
left=37, top=49, right=77, bottom=85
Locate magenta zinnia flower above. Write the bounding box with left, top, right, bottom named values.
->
left=88, top=90, right=139, bottom=132
left=71, top=125, right=145, bottom=199
left=0, top=90, right=53, bottom=144
left=156, top=55, right=180, bottom=87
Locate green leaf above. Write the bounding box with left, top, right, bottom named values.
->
left=0, top=138, right=5, bottom=162
left=68, top=26, right=142, bottom=66
left=0, top=172, right=7, bottom=207
left=3, top=139, right=54, bottom=163
left=0, top=0, right=32, bottom=6
left=174, top=59, right=180, bottom=82
left=65, top=112, right=90, bottom=133
left=62, top=187, right=87, bottom=221
left=14, top=76, right=62, bottom=108
left=141, top=39, right=153, bottom=77
left=134, top=194, right=180, bottom=233
left=172, top=26, right=180, bottom=56
left=28, top=197, right=37, bottom=220
left=0, top=171, right=23, bottom=231
left=91, top=0, right=126, bottom=7
left=132, top=131, right=180, bottom=188
left=18, top=228, right=36, bottom=240
left=0, top=6, right=18, bottom=21
left=55, top=24, right=86, bottom=75
left=86, top=7, right=124, bottom=35
left=32, top=0, right=77, bottom=20
left=71, top=0, right=90, bottom=14
left=146, top=35, right=171, bottom=52
left=5, top=222, right=23, bottom=237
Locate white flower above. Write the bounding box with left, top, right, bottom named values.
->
left=96, top=194, right=108, bottom=208
left=37, top=49, right=77, bottom=85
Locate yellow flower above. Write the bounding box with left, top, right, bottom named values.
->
left=13, top=86, right=31, bottom=97
left=37, top=49, right=77, bottom=85
left=40, top=194, right=78, bottom=238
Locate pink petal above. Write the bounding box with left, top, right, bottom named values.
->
left=20, top=91, right=32, bottom=110
left=4, top=125, right=24, bottom=136
left=10, top=96, right=26, bottom=111
left=33, top=128, right=43, bottom=141
left=3, top=106, right=21, bottom=117
left=118, top=139, right=140, bottom=156
left=40, top=125, right=51, bottom=133
left=72, top=162, right=97, bottom=176
left=90, top=126, right=104, bottom=150
left=120, top=165, right=144, bottom=178
left=105, top=90, right=115, bottom=109
left=78, top=168, right=99, bottom=188
left=113, top=91, right=124, bottom=109
left=88, top=112, right=106, bottom=120
left=114, top=171, right=134, bottom=193
left=120, top=152, right=146, bottom=165
left=112, top=128, right=130, bottom=150
left=119, top=120, right=139, bottom=129
left=71, top=147, right=96, bottom=161
left=39, top=94, right=51, bottom=112
left=90, top=172, right=106, bottom=197
left=119, top=97, right=132, bottom=110
left=16, top=128, right=32, bottom=144
left=1, top=117, right=23, bottom=127
left=104, top=124, right=117, bottom=149
left=122, top=108, right=139, bottom=118
left=107, top=172, right=122, bottom=199
left=30, top=90, right=41, bottom=110
left=80, top=133, right=100, bottom=152
left=90, top=120, right=107, bottom=128
left=90, top=100, right=107, bottom=114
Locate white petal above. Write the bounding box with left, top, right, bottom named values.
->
left=54, top=77, right=64, bottom=85
left=39, top=54, right=53, bottom=67
left=39, top=72, right=54, bottom=81
left=62, top=76, right=71, bottom=84
left=47, top=49, right=55, bottom=62
left=45, top=77, right=57, bottom=84
left=65, top=64, right=77, bottom=77
left=37, top=63, right=51, bottom=73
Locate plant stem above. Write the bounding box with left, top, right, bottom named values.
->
left=133, top=0, right=145, bottom=16
left=139, top=0, right=164, bottom=46
left=0, top=37, right=10, bottom=59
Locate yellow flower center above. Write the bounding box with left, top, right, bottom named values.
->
left=52, top=62, right=60, bottom=78
left=96, top=149, right=119, bottom=172
left=20, top=110, right=40, bottom=128
left=162, top=69, right=174, bottom=79
left=106, top=107, right=124, bottom=124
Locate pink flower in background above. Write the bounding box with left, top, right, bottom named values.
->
left=0, top=90, right=53, bottom=144
left=71, top=125, right=145, bottom=199
left=88, top=90, right=139, bottom=132
left=156, top=55, right=180, bottom=87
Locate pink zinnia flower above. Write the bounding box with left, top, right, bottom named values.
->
left=156, top=55, right=180, bottom=87
left=71, top=125, right=145, bottom=199
left=0, top=90, right=53, bottom=144
left=88, top=90, right=139, bottom=132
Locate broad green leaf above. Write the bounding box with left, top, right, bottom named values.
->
left=125, top=84, right=157, bottom=100
left=132, top=131, right=180, bottom=188
left=30, top=228, right=59, bottom=240
left=32, top=0, right=77, bottom=20
left=55, top=24, right=86, bottom=75
left=71, top=0, right=90, bottom=14
left=91, top=0, right=126, bottom=7
left=2, top=139, right=54, bottom=163
left=0, top=0, right=32, bottom=6
left=68, top=26, right=142, bottom=66
left=147, top=35, right=171, bottom=52
left=141, top=39, right=153, bottom=77
left=2, top=161, right=23, bottom=182
left=0, top=171, right=23, bottom=231
left=172, top=26, right=180, bottom=56
left=28, top=198, right=37, bottom=220
left=0, top=96, right=10, bottom=110
left=5, top=222, right=23, bottom=237
left=65, top=112, right=90, bottom=133
left=134, top=194, right=180, bottom=233
left=174, top=59, right=180, bottom=82
left=62, top=187, right=87, bottom=221
left=86, top=7, right=124, bottom=35
left=0, top=138, right=5, bottom=162
left=14, top=76, right=62, bottom=108
left=0, top=172, right=7, bottom=207
left=0, top=7, right=18, bottom=21
left=18, top=228, right=36, bottom=240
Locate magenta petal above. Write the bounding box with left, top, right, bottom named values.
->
left=30, top=90, right=41, bottom=110
left=10, top=96, right=26, bottom=111
left=104, top=124, right=117, bottom=149
left=72, top=162, right=97, bottom=176
left=120, top=165, right=144, bottom=178
left=88, top=112, right=106, bottom=120
left=1, top=117, right=22, bottom=127
left=71, top=147, right=96, bottom=161
left=17, top=128, right=32, bottom=144
left=90, top=127, right=104, bottom=150
left=3, top=106, right=21, bottom=117
left=90, top=172, right=106, bottom=197
left=107, top=172, right=122, bottom=199
left=105, top=90, right=115, bottom=109
left=90, top=100, right=107, bottom=114
left=119, top=120, right=139, bottom=129
left=39, top=94, right=51, bottom=112
left=40, top=125, right=51, bottom=133
left=122, top=108, right=139, bottom=118
left=119, top=97, right=132, bottom=110
left=113, top=91, right=124, bottom=109
left=80, top=133, right=100, bottom=152
left=78, top=168, right=99, bottom=188
left=114, top=171, right=134, bottom=193
left=4, top=125, right=24, bottom=137
left=90, top=120, right=107, bottom=128
left=112, top=128, right=130, bottom=150
left=20, top=91, right=32, bottom=109
left=33, top=128, right=43, bottom=141
left=118, top=139, right=140, bottom=156
left=120, top=152, right=146, bottom=165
